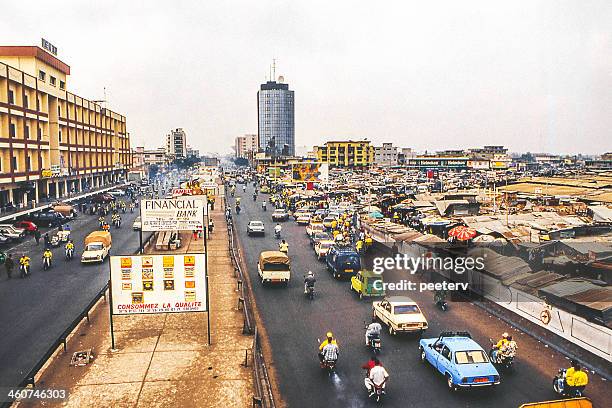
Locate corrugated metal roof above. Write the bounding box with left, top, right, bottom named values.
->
left=539, top=280, right=601, bottom=297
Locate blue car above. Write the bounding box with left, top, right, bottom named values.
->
left=325, top=245, right=361, bottom=279
left=419, top=331, right=500, bottom=391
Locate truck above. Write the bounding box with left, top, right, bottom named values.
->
left=257, top=251, right=291, bottom=285
left=81, top=231, right=112, bottom=263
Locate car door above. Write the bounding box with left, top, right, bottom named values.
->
left=426, top=341, right=442, bottom=366
left=436, top=345, right=453, bottom=376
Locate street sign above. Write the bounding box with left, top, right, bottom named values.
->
left=141, top=197, right=206, bottom=231
left=110, top=254, right=207, bottom=315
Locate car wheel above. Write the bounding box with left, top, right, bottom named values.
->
left=446, top=374, right=456, bottom=391
left=420, top=347, right=426, bottom=363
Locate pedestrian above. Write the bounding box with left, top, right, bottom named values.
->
left=34, top=229, right=41, bottom=245
left=4, top=254, right=14, bottom=279
left=208, top=218, right=214, bottom=235
left=44, top=233, right=50, bottom=247
left=193, top=230, right=198, bottom=240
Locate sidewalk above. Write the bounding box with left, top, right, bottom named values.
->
left=18, top=187, right=254, bottom=407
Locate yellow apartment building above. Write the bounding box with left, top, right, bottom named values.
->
left=314, top=140, right=374, bottom=168
left=0, top=45, right=131, bottom=208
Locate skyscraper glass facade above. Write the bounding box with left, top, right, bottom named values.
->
left=258, top=81, right=295, bottom=157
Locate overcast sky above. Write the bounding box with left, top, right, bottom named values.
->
left=2, top=1, right=610, bottom=155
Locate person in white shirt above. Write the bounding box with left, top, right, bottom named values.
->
left=365, top=359, right=389, bottom=396
left=365, top=318, right=382, bottom=345
left=321, top=342, right=339, bottom=362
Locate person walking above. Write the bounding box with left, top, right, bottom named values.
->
left=4, top=254, right=14, bottom=279
left=34, top=229, right=41, bottom=245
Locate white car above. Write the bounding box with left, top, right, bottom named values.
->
left=314, top=239, right=334, bottom=260
left=132, top=216, right=142, bottom=231
left=306, top=222, right=325, bottom=237
left=107, top=189, right=126, bottom=197
left=247, top=221, right=265, bottom=236
left=372, top=296, right=428, bottom=335
left=296, top=214, right=311, bottom=225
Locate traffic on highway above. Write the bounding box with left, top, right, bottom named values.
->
left=223, top=168, right=607, bottom=408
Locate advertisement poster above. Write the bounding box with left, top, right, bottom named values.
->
left=110, top=254, right=207, bottom=314
left=140, top=197, right=206, bottom=231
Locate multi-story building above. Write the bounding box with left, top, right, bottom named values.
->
left=257, top=77, right=294, bottom=157
left=374, top=143, right=399, bottom=166
left=0, top=45, right=131, bottom=207
left=234, top=134, right=258, bottom=159
left=186, top=146, right=199, bottom=158
left=166, top=128, right=187, bottom=159
left=314, top=140, right=374, bottom=168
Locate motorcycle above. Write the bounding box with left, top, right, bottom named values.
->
left=553, top=368, right=585, bottom=397
left=65, top=248, right=74, bottom=261
left=488, top=339, right=515, bottom=370
left=435, top=292, right=448, bottom=311
left=113, top=218, right=122, bottom=228
left=253, top=194, right=257, bottom=201
left=262, top=203, right=267, bottom=211
left=43, top=257, right=52, bottom=271
left=317, top=339, right=337, bottom=375
left=274, top=229, right=281, bottom=239
left=367, top=333, right=382, bottom=354
left=365, top=374, right=386, bottom=403
left=236, top=206, right=241, bottom=215
left=20, top=264, right=30, bottom=278
left=305, top=284, right=315, bottom=300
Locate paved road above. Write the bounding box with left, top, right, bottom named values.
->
left=232, top=184, right=607, bottom=408
left=0, top=202, right=143, bottom=388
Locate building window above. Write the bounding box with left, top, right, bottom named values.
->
left=39, top=70, right=46, bottom=81
left=38, top=127, right=42, bottom=140
left=59, top=130, right=62, bottom=142
left=50, top=76, right=56, bottom=86
left=26, top=156, right=31, bottom=170
left=8, top=90, right=14, bottom=104
left=25, top=125, right=29, bottom=139
left=59, top=81, right=65, bottom=90
left=12, top=156, right=17, bottom=171
left=9, top=123, right=16, bottom=138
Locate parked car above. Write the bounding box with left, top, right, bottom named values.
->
left=14, top=220, right=38, bottom=234
left=419, top=331, right=500, bottom=391
left=271, top=209, right=289, bottom=222
left=0, top=226, right=24, bottom=241
left=132, top=216, right=142, bottom=231
left=372, top=296, right=428, bottom=335
left=325, top=245, right=361, bottom=279
left=247, top=221, right=265, bottom=236
left=27, top=211, right=67, bottom=227
left=91, top=193, right=115, bottom=204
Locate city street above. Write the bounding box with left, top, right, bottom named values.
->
left=232, top=183, right=607, bottom=408
left=0, top=204, right=144, bottom=389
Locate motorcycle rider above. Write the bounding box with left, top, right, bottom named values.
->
left=304, top=271, right=316, bottom=294
left=434, top=288, right=447, bottom=305
left=19, top=254, right=31, bottom=278
left=42, top=248, right=53, bottom=269
left=365, top=317, right=383, bottom=346
left=262, top=201, right=267, bottom=211
left=65, top=240, right=75, bottom=259
left=274, top=224, right=282, bottom=237
left=279, top=240, right=289, bottom=254
left=499, top=335, right=518, bottom=361
left=98, top=215, right=105, bottom=228
left=565, top=361, right=588, bottom=395
left=492, top=332, right=510, bottom=363
left=318, top=332, right=338, bottom=362
left=365, top=358, right=389, bottom=398
left=319, top=333, right=339, bottom=366
left=129, top=202, right=135, bottom=213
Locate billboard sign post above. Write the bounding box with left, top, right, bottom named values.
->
left=141, top=197, right=206, bottom=232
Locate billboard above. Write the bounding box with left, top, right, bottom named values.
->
left=110, top=254, right=207, bottom=315
left=141, top=197, right=206, bottom=231
left=291, top=163, right=321, bottom=181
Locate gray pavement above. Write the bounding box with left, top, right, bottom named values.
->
left=0, top=205, right=142, bottom=389
left=233, top=183, right=608, bottom=408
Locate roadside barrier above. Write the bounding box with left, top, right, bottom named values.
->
left=225, top=193, right=275, bottom=408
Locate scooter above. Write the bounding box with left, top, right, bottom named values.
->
left=274, top=230, right=281, bottom=239
left=435, top=293, right=448, bottom=311
left=236, top=206, right=241, bottom=215
left=553, top=369, right=585, bottom=397
left=65, top=248, right=74, bottom=261
left=305, top=284, right=315, bottom=300
left=20, top=264, right=30, bottom=278
left=317, top=339, right=337, bottom=375
left=43, top=257, right=52, bottom=271
left=367, top=333, right=382, bottom=354
left=262, top=203, right=267, bottom=211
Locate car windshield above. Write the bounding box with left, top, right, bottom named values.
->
left=320, top=242, right=333, bottom=248
left=250, top=222, right=263, bottom=226
left=315, top=233, right=329, bottom=239
left=455, top=350, right=489, bottom=364
left=393, top=304, right=420, bottom=314
left=87, top=243, right=104, bottom=251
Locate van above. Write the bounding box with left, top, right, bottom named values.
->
left=258, top=251, right=291, bottom=285
left=325, top=245, right=361, bottom=279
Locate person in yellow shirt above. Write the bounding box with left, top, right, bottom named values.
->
left=318, top=332, right=339, bottom=363
left=331, top=220, right=337, bottom=230
left=565, top=361, right=588, bottom=395
left=492, top=332, right=509, bottom=363
left=356, top=240, right=363, bottom=253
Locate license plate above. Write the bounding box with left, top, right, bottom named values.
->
left=345, top=269, right=353, bottom=273
left=474, top=378, right=489, bottom=383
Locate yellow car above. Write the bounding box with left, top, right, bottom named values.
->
left=350, top=270, right=385, bottom=299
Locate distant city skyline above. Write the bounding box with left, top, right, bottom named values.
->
left=2, top=1, right=610, bottom=155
